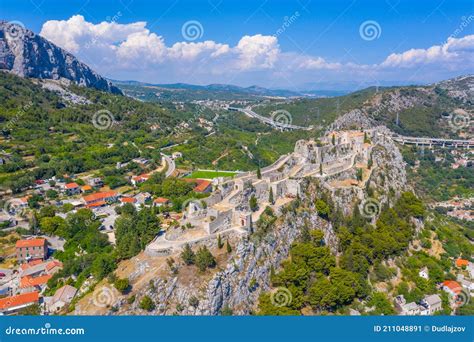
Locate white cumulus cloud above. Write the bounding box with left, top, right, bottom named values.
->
left=38, top=15, right=474, bottom=86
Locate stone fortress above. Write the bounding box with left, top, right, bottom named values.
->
left=146, top=129, right=374, bottom=256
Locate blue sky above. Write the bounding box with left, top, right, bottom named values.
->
left=2, top=0, right=473, bottom=89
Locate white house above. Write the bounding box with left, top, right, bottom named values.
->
left=172, top=152, right=183, bottom=159
left=419, top=266, right=429, bottom=280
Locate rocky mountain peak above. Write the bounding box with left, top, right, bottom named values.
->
left=0, top=21, right=122, bottom=94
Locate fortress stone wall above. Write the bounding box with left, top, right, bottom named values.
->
left=146, top=129, right=377, bottom=256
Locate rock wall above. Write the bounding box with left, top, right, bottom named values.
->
left=0, top=21, right=122, bottom=94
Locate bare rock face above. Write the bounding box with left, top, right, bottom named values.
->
left=435, top=75, right=474, bottom=103
left=328, top=109, right=374, bottom=131
left=0, top=21, right=122, bottom=95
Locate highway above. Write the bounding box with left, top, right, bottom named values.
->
left=391, top=135, right=474, bottom=148
left=228, top=106, right=313, bottom=131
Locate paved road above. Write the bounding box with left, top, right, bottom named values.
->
left=228, top=106, right=313, bottom=131
left=161, top=153, right=176, bottom=178
left=391, top=134, right=473, bottom=148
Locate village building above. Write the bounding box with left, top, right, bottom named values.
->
left=15, top=238, right=47, bottom=263
left=419, top=266, right=429, bottom=279
left=64, top=182, right=80, bottom=195
left=184, top=178, right=212, bottom=193
left=395, top=294, right=443, bottom=316
left=120, top=197, right=137, bottom=205
left=442, top=280, right=462, bottom=297
left=19, top=274, right=52, bottom=293
left=83, top=191, right=118, bottom=209
left=20, top=259, right=47, bottom=277
left=455, top=258, right=469, bottom=268
left=47, top=285, right=77, bottom=313
left=172, top=152, right=183, bottom=159
left=419, top=294, right=443, bottom=315
left=45, top=260, right=63, bottom=275
left=153, top=197, right=171, bottom=207
left=0, top=291, right=39, bottom=315
left=81, top=185, right=93, bottom=193
left=87, top=177, right=104, bottom=188
left=131, top=174, right=150, bottom=186
left=135, top=192, right=152, bottom=205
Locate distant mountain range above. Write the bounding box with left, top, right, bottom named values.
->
left=112, top=80, right=349, bottom=101
left=0, top=21, right=122, bottom=94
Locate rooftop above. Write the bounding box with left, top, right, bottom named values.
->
left=65, top=182, right=79, bottom=189
left=83, top=191, right=117, bottom=203
left=52, top=285, right=77, bottom=304
left=20, top=274, right=52, bottom=288
left=16, top=238, right=46, bottom=249
left=443, top=280, right=462, bottom=293
left=120, top=197, right=137, bottom=203
left=0, top=292, right=39, bottom=310
left=456, top=258, right=469, bottom=267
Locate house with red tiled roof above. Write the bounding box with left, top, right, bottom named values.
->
left=184, top=179, right=212, bottom=193
left=64, top=182, right=80, bottom=195
left=131, top=174, right=150, bottom=186
left=20, top=259, right=43, bottom=271
left=153, top=197, right=171, bottom=207
left=81, top=185, right=92, bottom=193
left=120, top=197, right=137, bottom=204
left=455, top=258, right=469, bottom=268
left=45, top=260, right=63, bottom=274
left=0, top=291, right=39, bottom=315
left=442, top=280, right=462, bottom=297
left=15, top=238, right=47, bottom=263
left=20, top=274, right=52, bottom=293
left=83, top=191, right=117, bottom=209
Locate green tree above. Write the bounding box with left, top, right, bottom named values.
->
left=356, top=168, right=363, bottom=182
left=257, top=166, right=262, bottom=179
left=315, top=199, right=330, bottom=219
left=46, top=189, right=58, bottom=199
left=226, top=240, right=232, bottom=254
left=366, top=292, right=396, bottom=315
left=180, top=243, right=195, bottom=265
left=269, top=187, right=274, bottom=205
left=257, top=293, right=301, bottom=316
left=217, top=234, right=223, bottom=249
left=367, top=157, right=373, bottom=169
left=249, top=195, right=258, bottom=212
left=195, top=246, right=216, bottom=271
left=139, top=295, right=155, bottom=311
left=114, top=278, right=130, bottom=294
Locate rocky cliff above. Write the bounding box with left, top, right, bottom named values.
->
left=0, top=21, right=122, bottom=94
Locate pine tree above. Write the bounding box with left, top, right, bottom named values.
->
left=180, top=243, right=195, bottom=265
left=319, top=163, right=323, bottom=175
left=217, top=234, right=224, bottom=249
left=257, top=166, right=262, bottom=179
left=195, top=246, right=216, bottom=271
left=332, top=134, right=336, bottom=145
left=356, top=168, right=363, bottom=181
left=226, top=240, right=232, bottom=254
left=249, top=195, right=258, bottom=212
left=269, top=187, right=274, bottom=205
